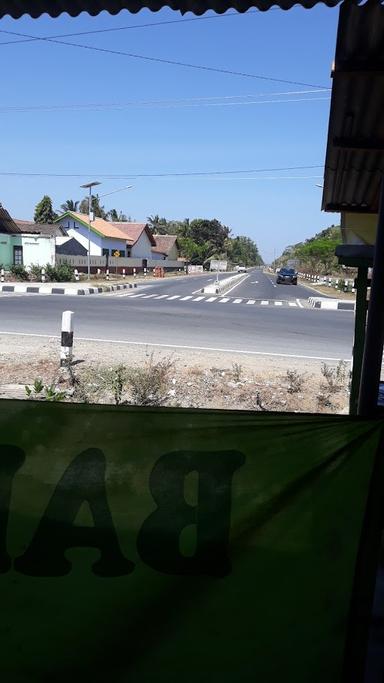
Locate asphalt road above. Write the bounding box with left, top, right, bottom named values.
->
left=0, top=269, right=355, bottom=361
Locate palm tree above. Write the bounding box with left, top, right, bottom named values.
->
left=60, top=199, right=79, bottom=213
left=147, top=214, right=168, bottom=234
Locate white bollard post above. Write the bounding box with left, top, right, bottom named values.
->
left=153, top=268, right=156, bottom=275
left=122, top=268, right=126, bottom=279
left=60, top=310, right=74, bottom=366
left=133, top=267, right=136, bottom=278
left=0, top=268, right=4, bottom=283
left=106, top=268, right=109, bottom=280
left=74, top=269, right=79, bottom=282
left=41, top=267, right=46, bottom=283
left=97, top=268, right=101, bottom=276
left=144, top=268, right=147, bottom=277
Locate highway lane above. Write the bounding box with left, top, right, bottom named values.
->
left=0, top=288, right=354, bottom=360
left=131, top=268, right=321, bottom=302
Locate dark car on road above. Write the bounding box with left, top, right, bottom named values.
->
left=276, top=267, right=298, bottom=285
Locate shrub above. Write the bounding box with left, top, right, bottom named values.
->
left=286, top=369, right=305, bottom=394
left=45, top=262, right=74, bottom=282
left=28, top=263, right=43, bottom=281
left=320, top=360, right=348, bottom=394
left=10, top=264, right=29, bottom=281
left=126, top=354, right=174, bottom=406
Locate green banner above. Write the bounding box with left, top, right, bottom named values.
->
left=0, top=400, right=383, bottom=682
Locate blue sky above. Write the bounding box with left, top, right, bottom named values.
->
left=0, top=6, right=339, bottom=260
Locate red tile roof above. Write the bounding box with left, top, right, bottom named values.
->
left=153, top=234, right=178, bottom=255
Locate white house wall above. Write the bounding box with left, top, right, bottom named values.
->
left=130, top=230, right=155, bottom=259
left=64, top=219, right=126, bottom=256
left=21, top=234, right=55, bottom=267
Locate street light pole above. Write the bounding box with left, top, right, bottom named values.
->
left=80, top=181, right=101, bottom=281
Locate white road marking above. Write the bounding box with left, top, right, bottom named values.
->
left=289, top=302, right=297, bottom=307
left=224, top=275, right=250, bottom=296
left=261, top=300, right=269, bottom=305
left=250, top=281, right=259, bottom=284
left=246, top=300, right=256, bottom=305
left=180, top=295, right=193, bottom=301
left=0, top=330, right=351, bottom=363
left=233, top=298, right=242, bottom=304
left=206, top=297, right=217, bottom=302
left=296, top=298, right=304, bottom=308
left=127, top=293, right=145, bottom=298
left=167, top=295, right=180, bottom=300
left=192, top=296, right=204, bottom=301
left=154, top=294, right=169, bottom=299
left=142, top=294, right=156, bottom=298
left=274, top=301, right=283, bottom=306
left=219, top=298, right=229, bottom=303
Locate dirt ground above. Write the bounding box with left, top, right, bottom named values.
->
left=0, top=333, right=350, bottom=414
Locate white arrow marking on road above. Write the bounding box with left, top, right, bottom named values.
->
left=246, top=300, right=256, bottom=305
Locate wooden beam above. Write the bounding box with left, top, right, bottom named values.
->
left=333, top=137, right=384, bottom=151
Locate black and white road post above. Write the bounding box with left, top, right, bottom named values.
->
left=41, top=267, right=46, bottom=283
left=122, top=268, right=126, bottom=278
left=74, top=269, right=79, bottom=282
left=0, top=268, right=4, bottom=283
left=60, top=311, right=74, bottom=366
left=133, top=267, right=136, bottom=278
left=106, top=268, right=110, bottom=280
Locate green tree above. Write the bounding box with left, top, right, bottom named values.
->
left=147, top=214, right=168, bottom=234
left=188, top=219, right=230, bottom=252
left=108, top=209, right=128, bottom=222
left=60, top=199, right=79, bottom=213
left=79, top=194, right=107, bottom=219
left=34, top=196, right=57, bottom=224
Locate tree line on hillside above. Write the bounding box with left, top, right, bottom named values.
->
left=274, top=226, right=344, bottom=275
left=32, top=196, right=263, bottom=267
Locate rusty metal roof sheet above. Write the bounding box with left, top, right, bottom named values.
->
left=0, top=204, right=22, bottom=234
left=0, top=0, right=350, bottom=19
left=322, top=2, right=384, bottom=214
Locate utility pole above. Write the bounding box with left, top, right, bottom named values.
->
left=80, top=180, right=101, bottom=281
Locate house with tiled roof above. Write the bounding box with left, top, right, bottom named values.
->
left=55, top=212, right=158, bottom=260
left=152, top=234, right=180, bottom=261
left=0, top=204, right=56, bottom=269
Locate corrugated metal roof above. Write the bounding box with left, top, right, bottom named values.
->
left=0, top=204, right=22, bottom=234
left=322, top=2, right=384, bottom=214
left=0, top=0, right=346, bottom=19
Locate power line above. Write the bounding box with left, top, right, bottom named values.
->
left=0, top=165, right=324, bottom=179
left=0, top=9, right=279, bottom=47
left=0, top=27, right=330, bottom=89
left=0, top=91, right=330, bottom=113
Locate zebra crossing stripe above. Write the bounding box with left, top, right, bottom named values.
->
left=142, top=294, right=156, bottom=298
left=180, top=295, right=193, bottom=301
left=128, top=293, right=145, bottom=298
left=167, top=295, right=180, bottom=300
left=219, top=298, right=229, bottom=303
left=261, top=300, right=269, bottom=305
left=246, top=300, right=256, bottom=305
left=289, top=302, right=297, bottom=307
left=274, top=301, right=283, bottom=306
left=155, top=294, right=168, bottom=299
left=192, top=296, right=204, bottom=301
left=206, top=297, right=217, bottom=302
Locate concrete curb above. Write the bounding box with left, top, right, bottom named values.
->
left=0, top=283, right=138, bottom=296
left=308, top=296, right=355, bottom=311
left=202, top=273, right=247, bottom=295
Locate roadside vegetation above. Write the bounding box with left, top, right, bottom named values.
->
left=9, top=262, right=74, bottom=282
left=12, top=354, right=349, bottom=414
left=273, top=225, right=354, bottom=277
